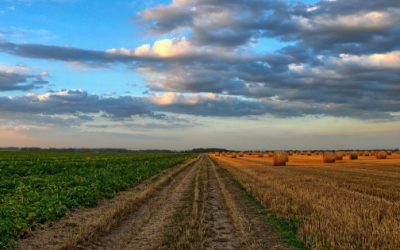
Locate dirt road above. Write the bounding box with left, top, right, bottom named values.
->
left=18, top=155, right=288, bottom=250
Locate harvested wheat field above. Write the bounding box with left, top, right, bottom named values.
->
left=209, top=152, right=400, bottom=250
left=10, top=151, right=400, bottom=250
left=15, top=154, right=289, bottom=250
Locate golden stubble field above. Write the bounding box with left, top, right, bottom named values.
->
left=210, top=152, right=400, bottom=250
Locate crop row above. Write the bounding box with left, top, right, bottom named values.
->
left=0, top=152, right=198, bottom=248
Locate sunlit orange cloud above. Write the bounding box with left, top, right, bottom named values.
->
left=33, top=90, right=82, bottom=101
left=150, top=92, right=229, bottom=106
left=107, top=38, right=197, bottom=58
left=151, top=92, right=184, bottom=105
left=339, top=51, right=400, bottom=68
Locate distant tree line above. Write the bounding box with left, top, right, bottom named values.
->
left=0, top=147, right=230, bottom=153
left=0, top=147, right=175, bottom=153
left=0, top=147, right=397, bottom=153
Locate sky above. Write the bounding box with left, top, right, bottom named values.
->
left=0, top=0, right=399, bottom=150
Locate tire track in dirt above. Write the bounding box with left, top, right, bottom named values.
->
left=159, top=156, right=209, bottom=249
left=209, top=156, right=291, bottom=250
left=206, top=157, right=241, bottom=250
left=83, top=155, right=203, bottom=250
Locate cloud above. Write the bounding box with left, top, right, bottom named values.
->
left=1, top=0, right=400, bottom=123
left=0, top=63, right=49, bottom=91
left=335, top=51, right=400, bottom=69
left=107, top=38, right=196, bottom=58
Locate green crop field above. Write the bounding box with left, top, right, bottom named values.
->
left=0, top=151, right=198, bottom=248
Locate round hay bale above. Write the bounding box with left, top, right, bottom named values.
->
left=238, top=152, right=244, bottom=157
left=306, top=151, right=311, bottom=156
left=370, top=151, right=375, bottom=156
left=350, top=152, right=358, bottom=160
left=268, top=153, right=273, bottom=157
left=335, top=152, right=343, bottom=160
left=231, top=153, right=237, bottom=158
left=215, top=152, right=220, bottom=156
left=273, top=151, right=287, bottom=166
left=363, top=151, right=369, bottom=156
left=289, top=151, right=293, bottom=156
left=323, top=152, right=336, bottom=163
left=387, top=151, right=392, bottom=155
left=258, top=152, right=263, bottom=158
left=300, top=151, right=305, bottom=155
left=376, top=151, right=387, bottom=159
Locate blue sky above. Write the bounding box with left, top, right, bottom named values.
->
left=1, top=0, right=400, bottom=150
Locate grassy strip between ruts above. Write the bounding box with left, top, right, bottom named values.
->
left=210, top=158, right=309, bottom=250
left=162, top=157, right=209, bottom=249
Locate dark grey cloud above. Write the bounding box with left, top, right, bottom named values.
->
left=138, top=4, right=195, bottom=34
left=138, top=0, right=286, bottom=47
left=0, top=42, right=119, bottom=63
left=1, top=85, right=398, bottom=135
left=132, top=0, right=400, bottom=121
left=1, top=0, right=399, bottom=122
left=0, top=70, right=48, bottom=91
left=0, top=90, right=153, bottom=118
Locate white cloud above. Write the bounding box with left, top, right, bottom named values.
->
left=337, top=51, right=400, bottom=69
left=150, top=92, right=235, bottom=106
left=307, top=6, right=319, bottom=12
left=66, top=61, right=90, bottom=72
left=107, top=38, right=197, bottom=58
left=288, top=64, right=305, bottom=72
left=298, top=10, right=400, bottom=32
left=36, top=89, right=83, bottom=101
left=0, top=63, right=30, bottom=73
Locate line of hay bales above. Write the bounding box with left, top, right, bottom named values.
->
left=212, top=149, right=396, bottom=166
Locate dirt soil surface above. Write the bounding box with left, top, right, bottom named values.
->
left=17, top=155, right=290, bottom=250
